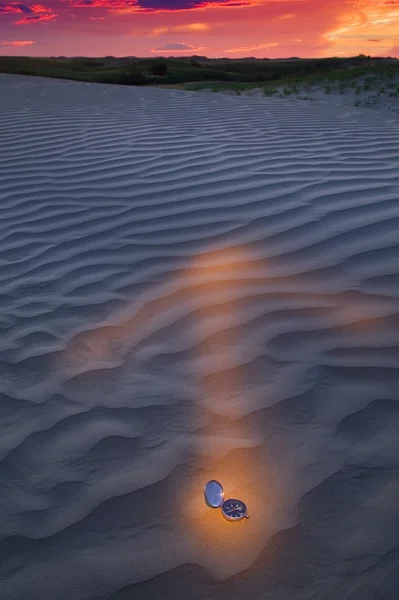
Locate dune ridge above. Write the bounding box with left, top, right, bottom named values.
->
left=0, top=73, right=399, bottom=600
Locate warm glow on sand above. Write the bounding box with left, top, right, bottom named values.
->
left=180, top=448, right=284, bottom=579
left=60, top=244, right=289, bottom=578
left=58, top=239, right=398, bottom=582
left=173, top=247, right=284, bottom=578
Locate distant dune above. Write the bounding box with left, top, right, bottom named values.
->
left=0, top=74, right=399, bottom=600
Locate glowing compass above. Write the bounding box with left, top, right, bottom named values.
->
left=204, top=480, right=249, bottom=522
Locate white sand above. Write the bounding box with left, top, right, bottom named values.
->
left=0, top=73, right=399, bottom=600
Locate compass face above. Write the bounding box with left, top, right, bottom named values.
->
left=221, top=499, right=247, bottom=522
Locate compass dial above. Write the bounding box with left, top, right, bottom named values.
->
left=221, top=498, right=248, bottom=522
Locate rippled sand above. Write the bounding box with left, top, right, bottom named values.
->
left=0, top=74, right=399, bottom=600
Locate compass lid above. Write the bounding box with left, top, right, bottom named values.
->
left=204, top=480, right=224, bottom=508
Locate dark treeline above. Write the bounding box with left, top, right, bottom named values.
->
left=0, top=54, right=397, bottom=87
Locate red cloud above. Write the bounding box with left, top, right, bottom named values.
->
left=0, top=2, right=49, bottom=13
left=0, top=2, right=22, bottom=12
left=0, top=2, right=57, bottom=23
left=16, top=11, right=57, bottom=22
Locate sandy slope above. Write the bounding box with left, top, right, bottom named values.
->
left=0, top=74, right=399, bottom=600
left=271, top=71, right=399, bottom=117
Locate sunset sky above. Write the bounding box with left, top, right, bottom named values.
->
left=0, top=0, right=398, bottom=59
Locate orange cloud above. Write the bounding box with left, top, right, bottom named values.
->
left=323, top=0, right=399, bottom=56
left=176, top=21, right=209, bottom=30
left=0, top=39, right=36, bottom=45
left=225, top=41, right=278, bottom=53
left=152, top=27, right=169, bottom=34
left=151, top=22, right=210, bottom=34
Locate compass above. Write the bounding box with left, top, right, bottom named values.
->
left=204, top=480, right=249, bottom=522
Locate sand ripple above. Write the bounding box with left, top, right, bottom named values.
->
left=0, top=74, right=399, bottom=600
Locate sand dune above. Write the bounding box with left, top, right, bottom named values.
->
left=0, top=73, right=399, bottom=600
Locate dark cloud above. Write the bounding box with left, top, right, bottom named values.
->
left=70, top=0, right=251, bottom=10
left=139, top=0, right=247, bottom=7
left=18, top=13, right=42, bottom=20
left=153, top=42, right=198, bottom=50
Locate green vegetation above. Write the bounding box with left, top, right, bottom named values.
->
left=150, top=60, right=168, bottom=77
left=0, top=54, right=398, bottom=96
